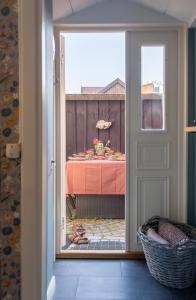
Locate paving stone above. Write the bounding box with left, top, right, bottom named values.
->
left=65, top=218, right=125, bottom=250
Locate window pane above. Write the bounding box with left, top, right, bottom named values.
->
left=141, top=46, right=165, bottom=130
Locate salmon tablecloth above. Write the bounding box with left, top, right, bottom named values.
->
left=65, top=160, right=125, bottom=195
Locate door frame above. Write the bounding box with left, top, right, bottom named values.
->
left=54, top=24, right=187, bottom=256
left=54, top=29, right=66, bottom=254
left=20, top=0, right=53, bottom=299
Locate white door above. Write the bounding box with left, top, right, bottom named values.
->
left=126, top=31, right=181, bottom=251
left=55, top=32, right=66, bottom=253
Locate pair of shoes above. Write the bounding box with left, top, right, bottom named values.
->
left=72, top=223, right=86, bottom=235
left=69, top=232, right=89, bottom=244
left=69, top=223, right=90, bottom=244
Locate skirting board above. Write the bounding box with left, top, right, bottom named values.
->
left=47, top=276, right=55, bottom=300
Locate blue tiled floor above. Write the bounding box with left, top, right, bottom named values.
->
left=53, top=259, right=196, bottom=300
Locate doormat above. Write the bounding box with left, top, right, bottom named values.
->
left=63, top=239, right=125, bottom=250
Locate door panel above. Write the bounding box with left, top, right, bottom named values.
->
left=137, top=176, right=170, bottom=226
left=137, top=142, right=170, bottom=169
left=126, top=31, right=179, bottom=251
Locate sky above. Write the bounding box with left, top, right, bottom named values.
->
left=64, top=33, right=163, bottom=93
left=142, top=45, right=164, bottom=91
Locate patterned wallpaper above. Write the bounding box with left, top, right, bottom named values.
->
left=0, top=0, right=20, bottom=299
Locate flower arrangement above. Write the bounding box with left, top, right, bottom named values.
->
left=93, top=137, right=99, bottom=145
left=68, top=138, right=125, bottom=161
left=93, top=137, right=102, bottom=154
left=93, top=138, right=112, bottom=155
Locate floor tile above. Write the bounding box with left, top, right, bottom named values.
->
left=53, top=295, right=182, bottom=300
left=140, top=295, right=172, bottom=300
left=53, top=260, right=196, bottom=300
left=127, top=274, right=173, bottom=296
left=120, top=260, right=150, bottom=277
left=120, top=261, right=196, bottom=300
left=53, top=299, right=76, bottom=300
left=54, top=259, right=121, bottom=277
left=53, top=298, right=142, bottom=300
left=53, top=275, right=79, bottom=299
left=170, top=282, right=196, bottom=300
left=76, top=276, right=171, bottom=299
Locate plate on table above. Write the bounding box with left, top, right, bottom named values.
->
left=116, top=157, right=125, bottom=161
left=68, top=156, right=86, bottom=161
left=93, top=155, right=105, bottom=160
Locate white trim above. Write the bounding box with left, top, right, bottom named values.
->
left=125, top=31, right=131, bottom=251
left=54, top=28, right=60, bottom=254
left=54, top=29, right=66, bottom=254
left=54, top=24, right=186, bottom=31
left=47, top=276, right=55, bottom=300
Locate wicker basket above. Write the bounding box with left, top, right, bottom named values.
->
left=138, top=216, right=196, bottom=289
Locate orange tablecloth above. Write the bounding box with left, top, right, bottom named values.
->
left=66, top=160, right=125, bottom=195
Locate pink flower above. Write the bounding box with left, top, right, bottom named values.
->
left=93, top=138, right=99, bottom=145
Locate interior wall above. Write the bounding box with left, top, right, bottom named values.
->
left=0, top=1, right=20, bottom=299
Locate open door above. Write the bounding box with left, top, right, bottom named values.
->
left=126, top=31, right=182, bottom=251
left=55, top=31, right=66, bottom=254
left=54, top=29, right=185, bottom=256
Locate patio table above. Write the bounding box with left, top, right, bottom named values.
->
left=65, top=160, right=125, bottom=195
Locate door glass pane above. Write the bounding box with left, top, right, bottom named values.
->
left=141, top=46, right=165, bottom=130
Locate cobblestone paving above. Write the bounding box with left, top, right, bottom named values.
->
left=66, top=218, right=125, bottom=250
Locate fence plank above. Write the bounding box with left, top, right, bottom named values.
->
left=86, top=100, right=99, bottom=149
left=151, top=100, right=162, bottom=129
left=120, top=101, right=125, bottom=153
left=76, top=101, right=86, bottom=153
left=142, top=99, right=162, bottom=129
left=66, top=101, right=76, bottom=157
left=109, top=101, right=121, bottom=152
left=98, top=100, right=110, bottom=143
left=66, top=99, right=125, bottom=157
left=66, top=98, right=162, bottom=157
left=142, top=99, right=152, bottom=129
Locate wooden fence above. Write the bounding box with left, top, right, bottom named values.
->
left=66, top=94, right=125, bottom=158
left=66, top=94, right=162, bottom=158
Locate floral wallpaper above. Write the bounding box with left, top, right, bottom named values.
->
left=0, top=0, right=20, bottom=299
